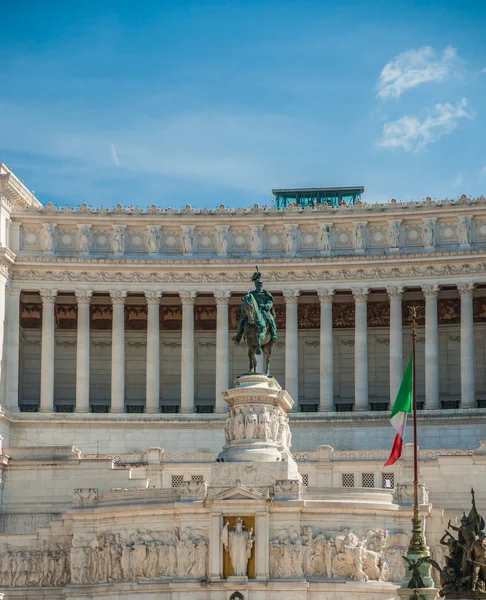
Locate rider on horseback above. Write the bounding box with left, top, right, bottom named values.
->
left=233, top=268, right=279, bottom=353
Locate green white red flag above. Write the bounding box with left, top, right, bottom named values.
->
left=384, top=353, right=414, bottom=466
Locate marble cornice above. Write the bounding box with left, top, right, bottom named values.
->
left=11, top=194, right=486, bottom=221
left=5, top=408, right=486, bottom=428
left=9, top=249, right=486, bottom=288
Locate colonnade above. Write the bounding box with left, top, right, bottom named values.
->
left=3, top=283, right=478, bottom=413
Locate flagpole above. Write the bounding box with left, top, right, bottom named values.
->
left=408, top=305, right=427, bottom=555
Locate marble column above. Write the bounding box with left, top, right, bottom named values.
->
left=145, top=291, right=162, bottom=414
left=387, top=286, right=404, bottom=406
left=283, top=290, right=300, bottom=408
left=352, top=287, right=369, bottom=411
left=110, top=291, right=127, bottom=413
left=422, top=284, right=440, bottom=409
left=458, top=283, right=475, bottom=408
left=180, top=291, right=197, bottom=413
left=74, top=290, right=92, bottom=413
left=5, top=288, right=20, bottom=411
left=214, top=291, right=231, bottom=413
left=39, top=289, right=58, bottom=412
left=317, top=288, right=334, bottom=411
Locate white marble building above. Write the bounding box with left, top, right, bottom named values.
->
left=0, top=163, right=486, bottom=598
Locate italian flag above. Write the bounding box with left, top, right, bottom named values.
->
left=384, top=353, right=414, bottom=466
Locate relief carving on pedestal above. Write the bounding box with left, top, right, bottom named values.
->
left=224, top=406, right=291, bottom=448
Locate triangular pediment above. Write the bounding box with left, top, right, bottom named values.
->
left=206, top=483, right=270, bottom=503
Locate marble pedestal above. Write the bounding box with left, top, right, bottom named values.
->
left=220, top=374, right=294, bottom=463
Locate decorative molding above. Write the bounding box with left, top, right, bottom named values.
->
left=162, top=342, right=182, bottom=348
left=198, top=341, right=216, bottom=348
left=92, top=341, right=112, bottom=348
left=56, top=340, right=76, bottom=348
left=386, top=286, right=404, bottom=299
left=340, top=339, right=355, bottom=347
left=304, top=340, right=319, bottom=347
left=128, top=341, right=147, bottom=348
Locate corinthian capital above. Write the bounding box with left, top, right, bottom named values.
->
left=317, top=288, right=335, bottom=303
left=214, top=291, right=231, bottom=305
left=74, top=290, right=93, bottom=304
left=180, top=291, right=197, bottom=305
left=282, top=290, right=300, bottom=304
left=109, top=290, right=127, bottom=305
left=39, top=289, right=58, bottom=303
left=351, top=287, right=369, bottom=302
left=422, top=284, right=439, bottom=299
left=386, top=286, right=404, bottom=300
left=457, top=282, right=475, bottom=298
left=144, top=291, right=162, bottom=305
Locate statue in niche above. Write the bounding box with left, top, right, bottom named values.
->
left=285, top=226, right=297, bottom=255
left=222, top=518, right=254, bottom=577
left=112, top=227, right=125, bottom=254
left=217, top=227, right=228, bottom=255
left=320, top=224, right=331, bottom=252
left=147, top=227, right=160, bottom=254
left=250, top=226, right=263, bottom=254
left=423, top=220, right=435, bottom=247
left=458, top=218, right=472, bottom=246
left=79, top=226, right=91, bottom=253
left=355, top=224, right=366, bottom=250
left=42, top=224, right=56, bottom=252
left=389, top=222, right=400, bottom=248
left=182, top=227, right=194, bottom=254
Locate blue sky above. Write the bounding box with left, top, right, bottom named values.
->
left=1, top=0, right=485, bottom=209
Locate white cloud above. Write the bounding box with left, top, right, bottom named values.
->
left=481, top=165, right=486, bottom=174
left=377, top=46, right=458, bottom=100
left=481, top=67, right=486, bottom=74
left=378, top=98, right=474, bottom=151
left=111, top=143, right=120, bottom=167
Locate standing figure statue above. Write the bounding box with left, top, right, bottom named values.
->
left=233, top=268, right=278, bottom=375
left=222, top=517, right=254, bottom=577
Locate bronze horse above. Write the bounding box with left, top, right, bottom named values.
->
left=238, top=293, right=273, bottom=375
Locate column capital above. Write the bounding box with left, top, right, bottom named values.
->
left=214, top=291, right=231, bottom=305
left=39, top=289, right=58, bottom=303
left=145, top=290, right=162, bottom=305
left=317, top=288, right=335, bottom=303
left=282, top=289, right=300, bottom=304
left=458, top=282, right=475, bottom=298
left=351, top=287, right=369, bottom=301
left=386, top=285, right=404, bottom=299
left=74, top=290, right=93, bottom=304
left=110, top=290, right=127, bottom=305
left=180, top=291, right=197, bottom=305
left=422, top=284, right=439, bottom=299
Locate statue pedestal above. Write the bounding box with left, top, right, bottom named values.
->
left=220, top=374, right=294, bottom=463
left=227, top=575, right=248, bottom=584
left=397, top=588, right=439, bottom=600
